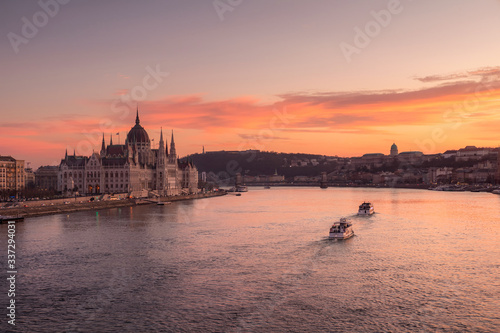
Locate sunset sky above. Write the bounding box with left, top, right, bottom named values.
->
left=1, top=0, right=500, bottom=168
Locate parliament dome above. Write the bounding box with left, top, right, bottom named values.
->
left=127, top=111, right=150, bottom=143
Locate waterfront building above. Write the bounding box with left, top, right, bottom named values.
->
left=25, top=167, right=35, bottom=188
left=0, top=155, right=25, bottom=191
left=390, top=143, right=398, bottom=156
left=57, top=110, right=198, bottom=196
left=427, top=167, right=453, bottom=184
left=35, top=166, right=59, bottom=190
left=242, top=174, right=285, bottom=183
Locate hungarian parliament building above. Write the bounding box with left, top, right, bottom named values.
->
left=58, top=110, right=198, bottom=196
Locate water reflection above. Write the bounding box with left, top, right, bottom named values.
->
left=3, top=187, right=499, bottom=332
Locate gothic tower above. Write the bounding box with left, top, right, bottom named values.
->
left=100, top=134, right=106, bottom=157
left=169, top=130, right=177, bottom=164
left=156, top=128, right=168, bottom=193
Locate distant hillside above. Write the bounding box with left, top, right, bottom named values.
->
left=183, top=150, right=338, bottom=179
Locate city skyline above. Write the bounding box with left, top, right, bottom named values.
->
left=2, top=0, right=500, bottom=168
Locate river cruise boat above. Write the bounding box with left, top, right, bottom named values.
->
left=329, top=217, right=354, bottom=240
left=357, top=202, right=374, bottom=215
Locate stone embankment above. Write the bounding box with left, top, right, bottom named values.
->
left=1, top=191, right=227, bottom=219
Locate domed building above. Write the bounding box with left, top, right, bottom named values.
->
left=58, top=109, right=198, bottom=196
left=127, top=112, right=150, bottom=146
left=390, top=143, right=398, bottom=156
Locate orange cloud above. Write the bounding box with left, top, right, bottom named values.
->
left=4, top=67, right=500, bottom=167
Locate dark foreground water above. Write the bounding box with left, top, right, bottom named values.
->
left=1, top=187, right=499, bottom=332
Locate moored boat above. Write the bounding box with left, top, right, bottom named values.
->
left=358, top=202, right=374, bottom=215
left=228, top=185, right=248, bottom=192
left=0, top=215, right=24, bottom=223
left=236, top=185, right=248, bottom=192
left=329, top=217, right=354, bottom=240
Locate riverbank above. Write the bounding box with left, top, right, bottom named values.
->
left=157, top=191, right=227, bottom=202
left=245, top=183, right=431, bottom=190
left=1, top=191, right=227, bottom=220
left=245, top=183, right=500, bottom=192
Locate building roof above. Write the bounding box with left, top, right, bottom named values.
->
left=106, top=145, right=127, bottom=157
left=126, top=109, right=150, bottom=143
left=36, top=165, right=59, bottom=171
left=61, top=155, right=88, bottom=167
left=458, top=146, right=492, bottom=152
left=362, top=153, right=384, bottom=157
left=0, top=155, right=16, bottom=162
left=399, top=151, right=423, bottom=155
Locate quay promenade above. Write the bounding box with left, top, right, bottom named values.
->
left=0, top=191, right=226, bottom=220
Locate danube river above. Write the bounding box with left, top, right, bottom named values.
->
left=2, top=187, right=499, bottom=332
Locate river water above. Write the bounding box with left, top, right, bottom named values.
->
left=1, top=187, right=499, bottom=332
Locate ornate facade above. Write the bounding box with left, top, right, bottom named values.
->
left=58, top=110, right=198, bottom=196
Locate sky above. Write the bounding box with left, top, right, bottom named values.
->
left=1, top=0, right=500, bottom=168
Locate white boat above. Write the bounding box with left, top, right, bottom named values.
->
left=358, top=202, right=374, bottom=215
left=329, top=218, right=354, bottom=240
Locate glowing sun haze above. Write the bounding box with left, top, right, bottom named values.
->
left=1, top=0, right=500, bottom=168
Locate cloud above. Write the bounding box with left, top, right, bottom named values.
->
left=414, top=66, right=500, bottom=83
left=238, top=133, right=291, bottom=141
left=4, top=66, right=500, bottom=166
left=114, top=89, right=129, bottom=96
left=79, top=67, right=500, bottom=138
